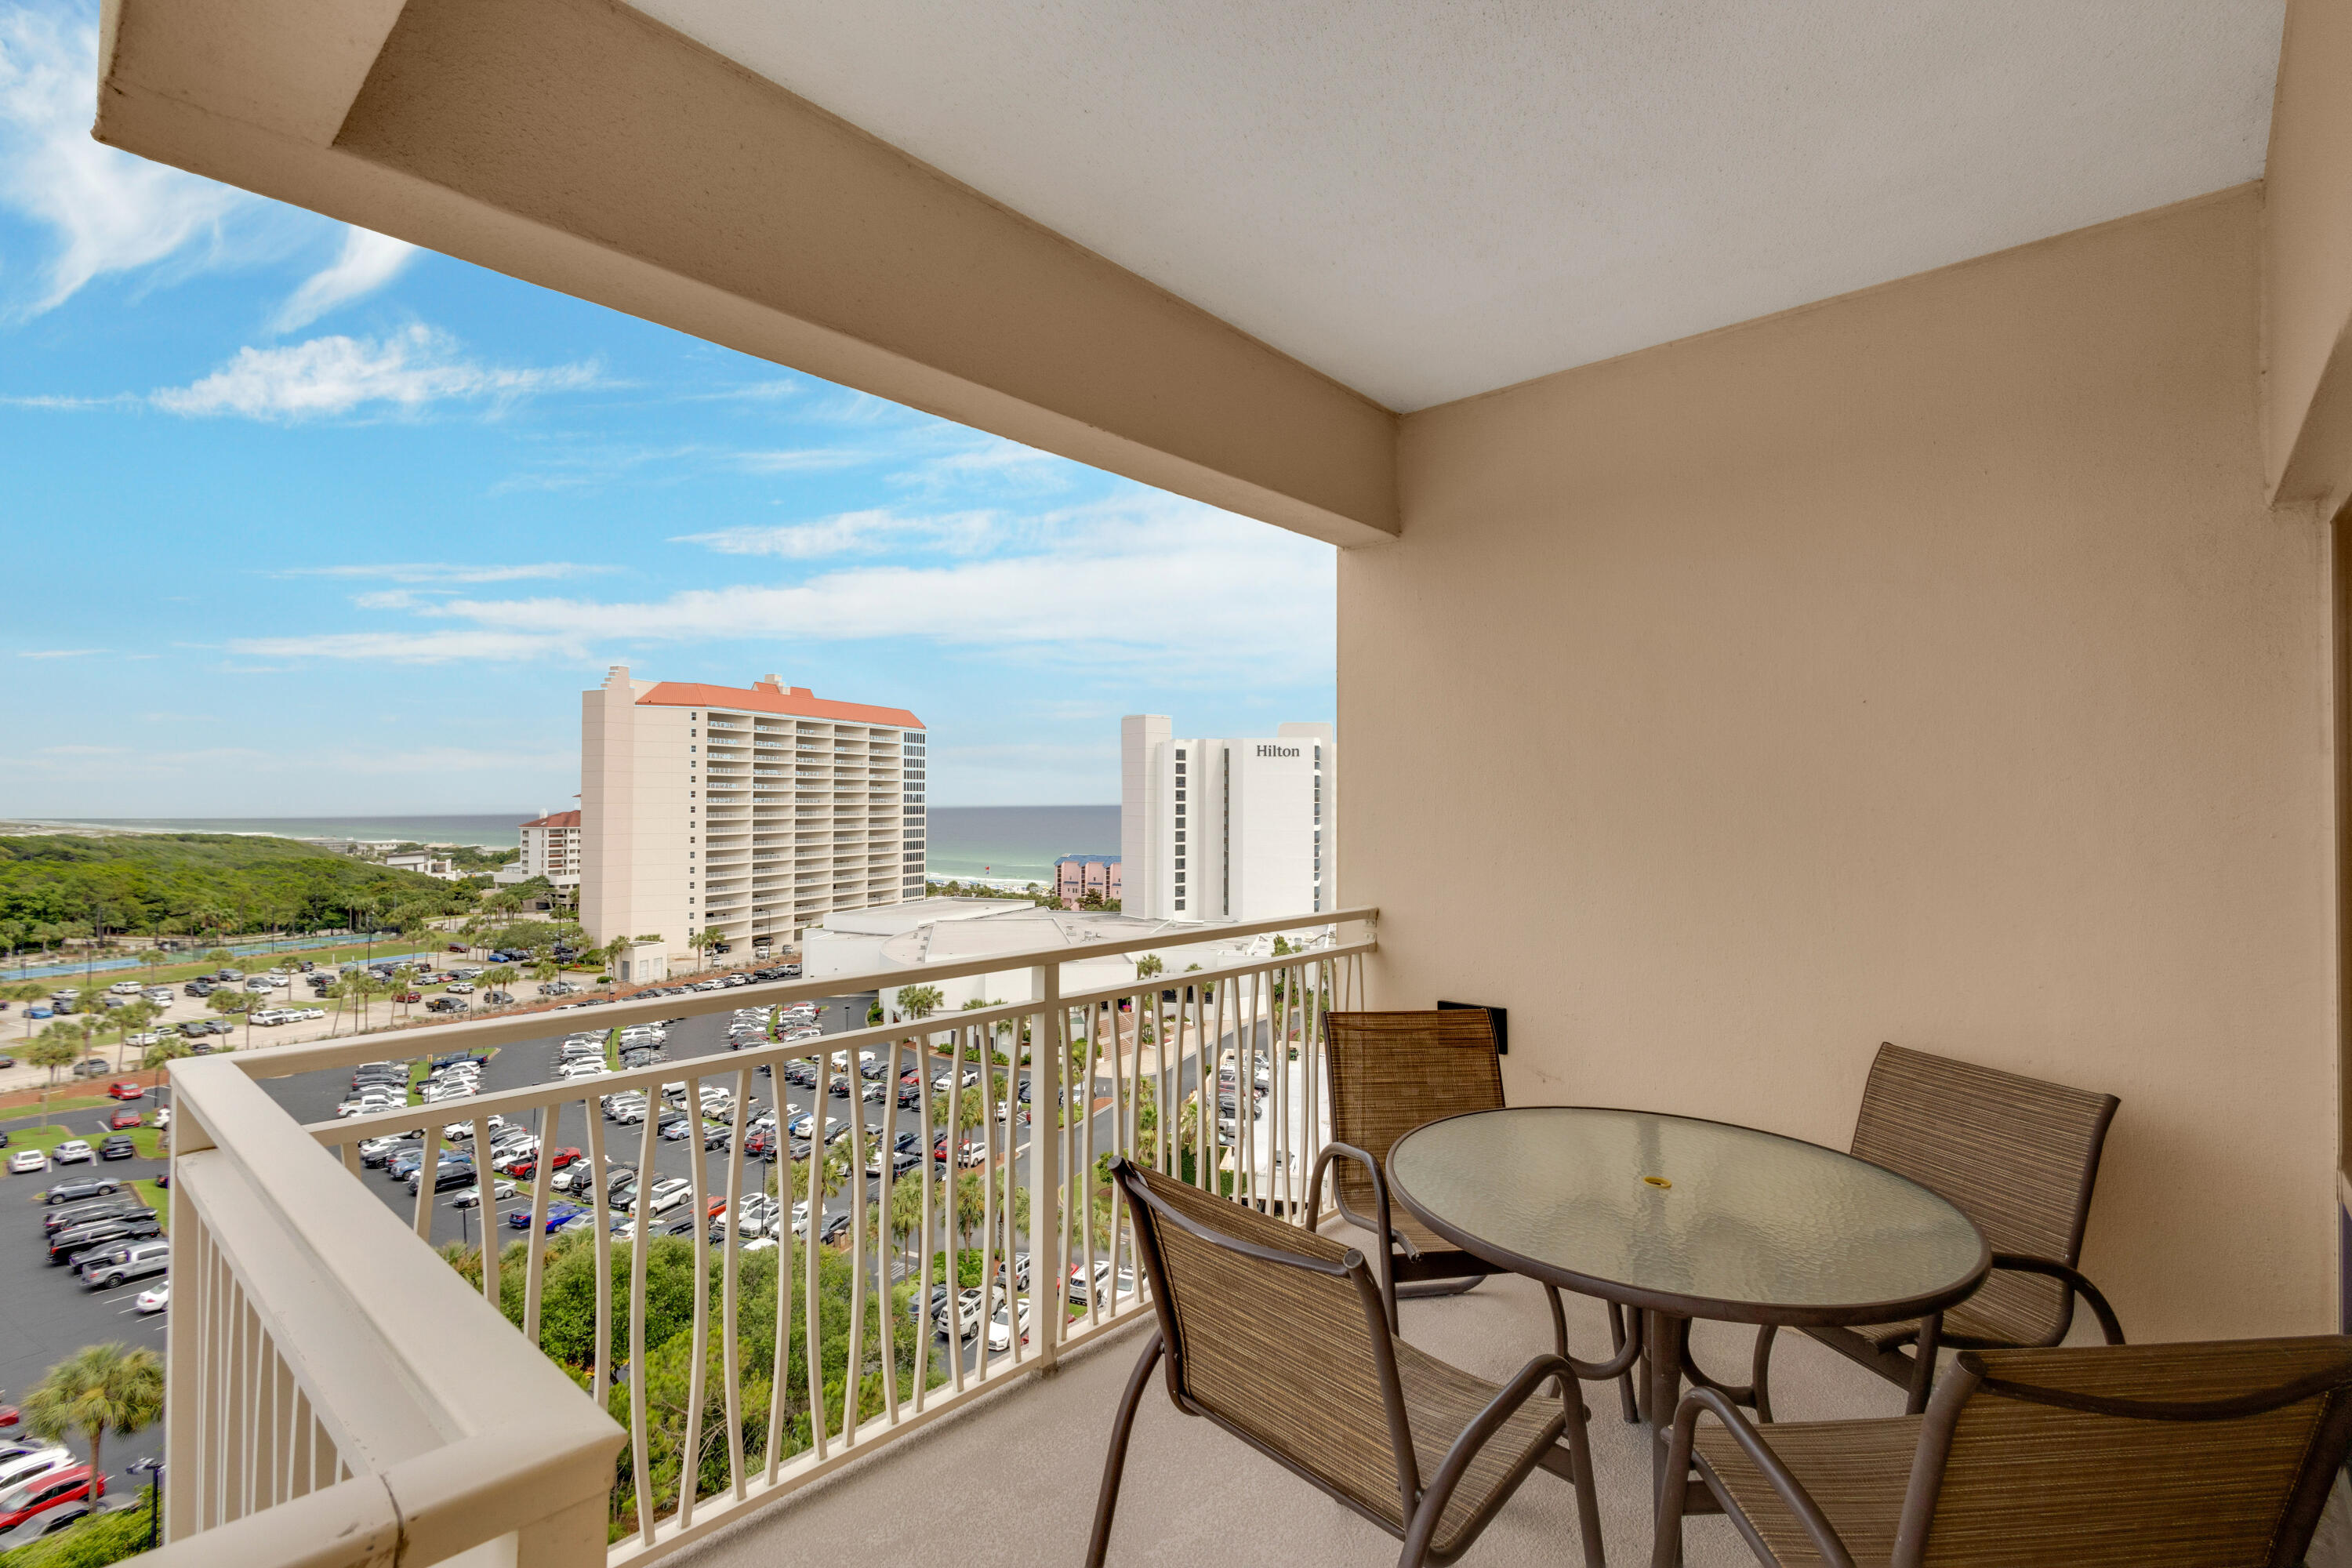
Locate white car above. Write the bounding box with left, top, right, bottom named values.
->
left=449, top=1181, right=517, bottom=1210
left=8, top=1149, right=47, bottom=1174
left=634, top=1177, right=692, bottom=1214
left=985, top=1297, right=1033, bottom=1352
left=136, top=1281, right=170, bottom=1314
left=107, top=980, right=142, bottom=996
left=441, top=1116, right=511, bottom=1141
left=50, top=1140, right=95, bottom=1165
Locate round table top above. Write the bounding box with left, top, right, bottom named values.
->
left=1386, top=1106, right=1988, bottom=1326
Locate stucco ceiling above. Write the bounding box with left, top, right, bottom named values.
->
left=631, top=1, right=2286, bottom=413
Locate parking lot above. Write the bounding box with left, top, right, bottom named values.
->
left=0, top=978, right=1266, bottom=1495
left=0, top=1085, right=172, bottom=1501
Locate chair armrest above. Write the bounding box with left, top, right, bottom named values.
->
left=1653, top=1388, right=1856, bottom=1568
left=1988, top=1253, right=2125, bottom=1345
left=1401, top=1353, right=1578, bottom=1565
left=1306, top=1141, right=1396, bottom=1328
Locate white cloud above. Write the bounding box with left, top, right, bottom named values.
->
left=270, top=227, right=416, bottom=332
left=673, top=510, right=998, bottom=560
left=0, top=7, right=274, bottom=314
left=17, top=647, right=105, bottom=658
left=893, top=436, right=1073, bottom=495
left=222, top=629, right=592, bottom=666
left=151, top=325, right=601, bottom=419
left=729, top=447, right=879, bottom=474
left=231, top=493, right=1336, bottom=677
left=281, top=561, right=618, bottom=585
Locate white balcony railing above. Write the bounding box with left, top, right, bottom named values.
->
left=148, top=909, right=1375, bottom=1568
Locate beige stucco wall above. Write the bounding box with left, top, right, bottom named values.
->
left=2263, top=0, right=2352, bottom=511
left=1349, top=183, right=2336, bottom=1340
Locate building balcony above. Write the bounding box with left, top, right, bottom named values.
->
left=147, top=907, right=2090, bottom=1568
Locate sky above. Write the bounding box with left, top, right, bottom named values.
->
left=0, top=2, right=1336, bottom=817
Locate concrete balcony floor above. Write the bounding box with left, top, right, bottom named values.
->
left=676, top=1254, right=1971, bottom=1568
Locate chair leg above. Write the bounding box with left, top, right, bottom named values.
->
left=1903, top=1313, right=1941, bottom=1417
left=1608, top=1302, right=1640, bottom=1423
left=1562, top=1387, right=1606, bottom=1568
left=1749, top=1325, right=1777, bottom=1425
left=1086, top=1331, right=1166, bottom=1568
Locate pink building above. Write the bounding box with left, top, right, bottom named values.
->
left=1054, top=855, right=1121, bottom=909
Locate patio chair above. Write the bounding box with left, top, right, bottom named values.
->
left=1654, top=1336, right=2352, bottom=1568
left=1312, top=1008, right=1641, bottom=1419
left=1089, top=1158, right=1605, bottom=1568
left=1751, top=1042, right=2123, bottom=1418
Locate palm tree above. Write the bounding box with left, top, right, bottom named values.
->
left=531, top=958, right=560, bottom=995
left=482, top=965, right=518, bottom=1007
left=390, top=965, right=418, bottom=1023
left=897, top=984, right=944, bottom=1022
left=21, top=1342, right=165, bottom=1489
left=109, top=1000, right=158, bottom=1072
left=27, top=1029, right=79, bottom=1123
left=136, top=949, right=168, bottom=989
left=7, top=982, right=46, bottom=1040
left=209, top=990, right=257, bottom=1050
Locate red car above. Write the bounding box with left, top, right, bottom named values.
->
left=508, top=1146, right=579, bottom=1180
left=106, top=1081, right=143, bottom=1102
left=0, top=1466, right=101, bottom=1534
left=107, top=1107, right=143, bottom=1131
left=394, top=991, right=422, bottom=1004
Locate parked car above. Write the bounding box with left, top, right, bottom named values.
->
left=0, top=1467, right=103, bottom=1537
left=105, top=1080, right=143, bottom=1102
left=79, top=1239, right=169, bottom=1290
left=426, top=996, right=468, bottom=1014
left=106, top=1107, right=142, bottom=1131
left=448, top=1180, right=517, bottom=1210
left=510, top=1203, right=585, bottom=1233
left=48, top=1141, right=95, bottom=1166
left=42, top=1198, right=141, bottom=1234
left=985, top=1297, right=1033, bottom=1352
left=630, top=1177, right=692, bottom=1215
left=7, top=1150, right=45, bottom=1174
left=49, top=1214, right=162, bottom=1265
left=135, top=1281, right=170, bottom=1314
left=406, top=1159, right=477, bottom=1196
left=96, top=1135, right=137, bottom=1162
left=71, top=1059, right=110, bottom=1079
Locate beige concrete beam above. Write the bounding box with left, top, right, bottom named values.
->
left=2263, top=0, right=2352, bottom=516
left=96, top=0, right=1398, bottom=547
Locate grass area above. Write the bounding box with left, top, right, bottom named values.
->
left=0, top=1095, right=110, bottom=1122
left=5, top=1123, right=164, bottom=1159
left=132, top=1177, right=168, bottom=1229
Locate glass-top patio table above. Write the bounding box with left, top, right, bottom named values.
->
left=1386, top=1106, right=1987, bottom=1546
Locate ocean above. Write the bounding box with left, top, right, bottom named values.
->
left=9, top=804, right=1123, bottom=881
left=923, top=804, right=1118, bottom=882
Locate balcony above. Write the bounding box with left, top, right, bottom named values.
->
left=153, top=912, right=1377, bottom=1568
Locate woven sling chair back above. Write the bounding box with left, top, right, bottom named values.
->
left=1324, top=1010, right=1505, bottom=1231
left=1904, top=1338, right=2352, bottom=1567
left=1118, top=1159, right=1416, bottom=1527
left=1850, top=1043, right=2117, bottom=1346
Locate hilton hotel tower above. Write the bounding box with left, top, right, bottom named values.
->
left=1120, top=715, right=1334, bottom=924
left=583, top=667, right=926, bottom=975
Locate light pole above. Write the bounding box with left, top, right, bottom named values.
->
left=128, top=1457, right=163, bottom=1551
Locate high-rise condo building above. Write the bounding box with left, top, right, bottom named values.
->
left=517, top=809, right=583, bottom=889
left=581, top=667, right=925, bottom=977
left=1120, top=715, right=1333, bottom=924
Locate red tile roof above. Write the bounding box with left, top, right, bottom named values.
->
left=521, top=810, right=583, bottom=829
left=636, top=681, right=924, bottom=729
